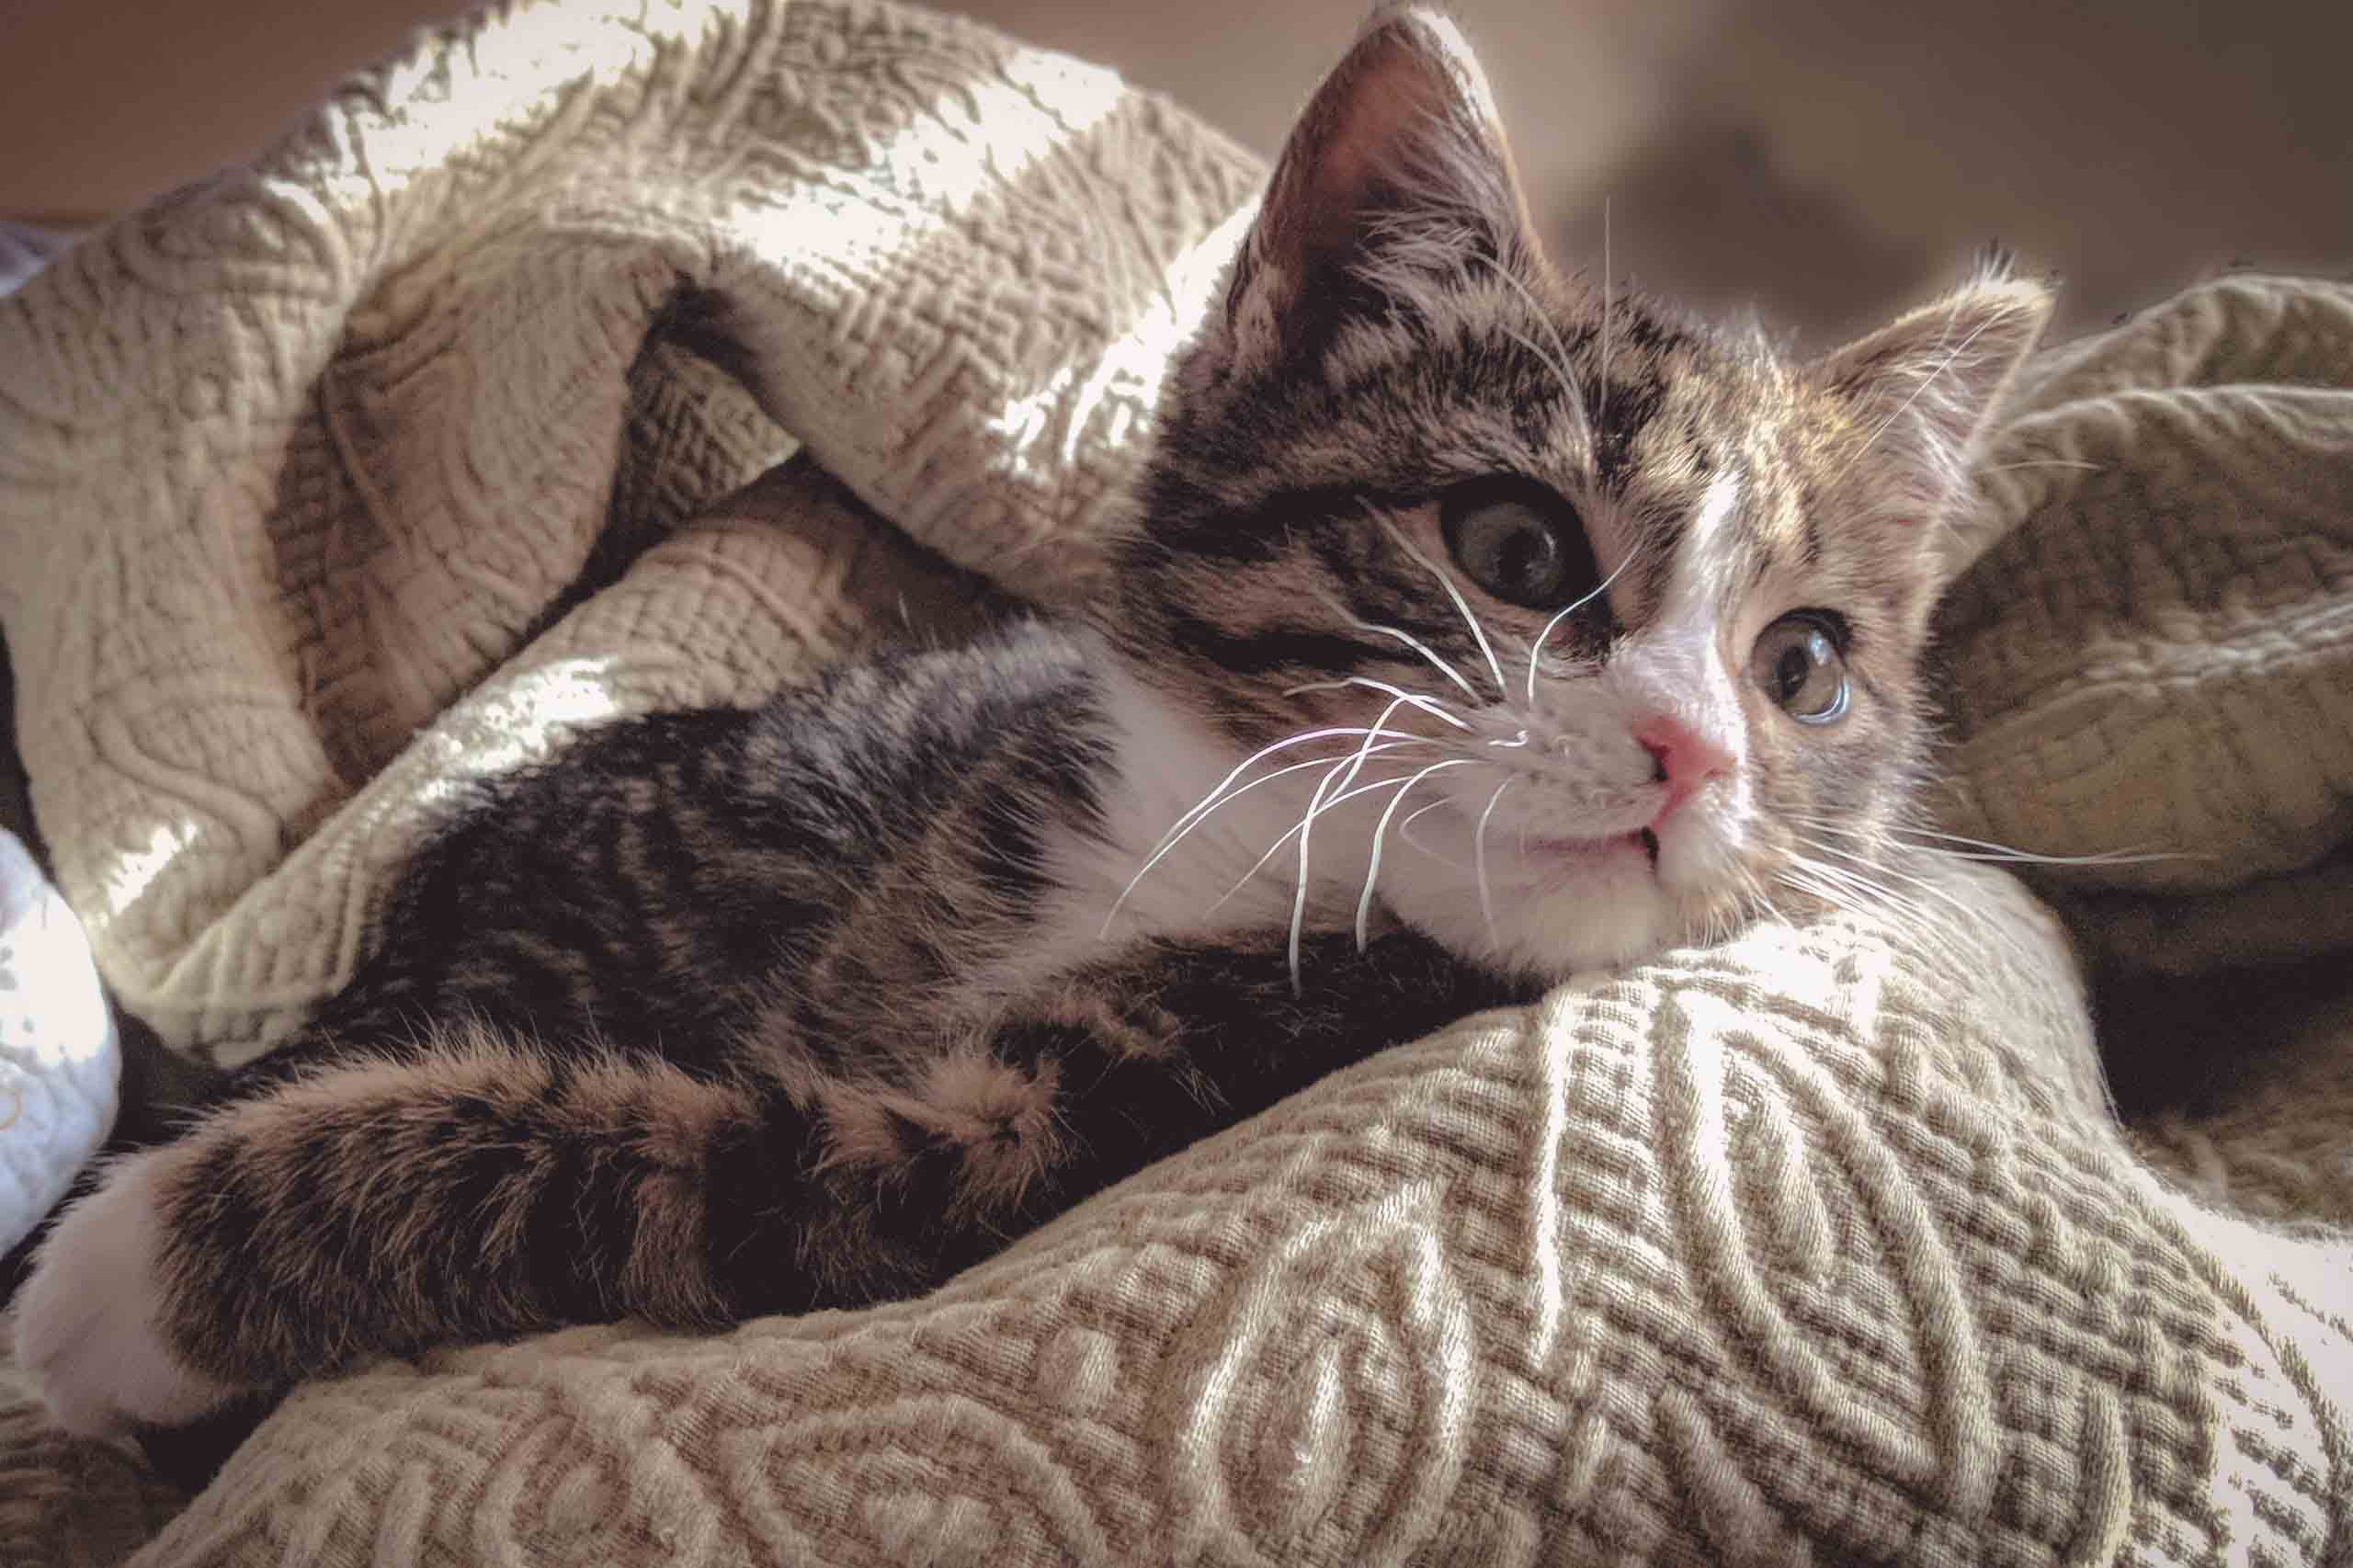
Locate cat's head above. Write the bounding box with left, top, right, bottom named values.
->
left=1103, top=7, right=2051, bottom=980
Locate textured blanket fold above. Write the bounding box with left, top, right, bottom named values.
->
left=0, top=1, right=2347, bottom=1563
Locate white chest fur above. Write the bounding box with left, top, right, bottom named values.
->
left=966, top=636, right=1402, bottom=1002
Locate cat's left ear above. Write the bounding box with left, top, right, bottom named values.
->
left=1207, top=6, right=1540, bottom=381
left=1806, top=269, right=2055, bottom=560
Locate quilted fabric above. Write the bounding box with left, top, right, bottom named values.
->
left=1939, top=275, right=2353, bottom=971
left=0, top=0, right=2346, bottom=1563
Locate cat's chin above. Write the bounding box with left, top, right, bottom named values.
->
left=1385, top=852, right=1688, bottom=982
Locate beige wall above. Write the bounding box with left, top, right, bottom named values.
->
left=3, top=0, right=2347, bottom=338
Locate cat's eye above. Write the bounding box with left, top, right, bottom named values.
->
left=1439, top=482, right=1596, bottom=609
left=1750, top=612, right=1850, bottom=724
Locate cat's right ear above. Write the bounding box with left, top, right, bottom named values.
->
left=1205, top=6, right=1540, bottom=383
left=1805, top=267, right=2054, bottom=574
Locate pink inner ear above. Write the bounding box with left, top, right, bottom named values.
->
left=1293, top=79, right=1429, bottom=262
left=1274, top=26, right=1471, bottom=280
left=1230, top=8, right=1532, bottom=353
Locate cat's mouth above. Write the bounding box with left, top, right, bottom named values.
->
left=1525, top=828, right=1660, bottom=871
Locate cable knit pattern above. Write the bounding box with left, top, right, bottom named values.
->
left=0, top=1, right=2346, bottom=1563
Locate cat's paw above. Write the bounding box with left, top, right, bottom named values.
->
left=12, top=1151, right=239, bottom=1438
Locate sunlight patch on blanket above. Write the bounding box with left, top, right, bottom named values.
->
left=732, top=45, right=1122, bottom=273
left=324, top=7, right=665, bottom=194
left=98, top=822, right=199, bottom=920
left=985, top=201, right=1257, bottom=478
left=414, top=656, right=628, bottom=812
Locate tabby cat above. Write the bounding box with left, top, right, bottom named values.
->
left=17, top=7, right=2049, bottom=1437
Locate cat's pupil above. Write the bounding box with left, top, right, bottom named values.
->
left=1498, top=525, right=1553, bottom=591
left=1775, top=642, right=1812, bottom=703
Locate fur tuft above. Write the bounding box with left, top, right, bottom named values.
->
left=1805, top=265, right=2054, bottom=542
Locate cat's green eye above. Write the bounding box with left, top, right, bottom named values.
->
left=1751, top=613, right=1849, bottom=724
left=1440, top=483, right=1594, bottom=609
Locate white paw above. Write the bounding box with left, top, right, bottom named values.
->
left=11, top=1150, right=238, bottom=1437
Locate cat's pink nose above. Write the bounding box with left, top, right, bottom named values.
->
left=1633, top=717, right=1733, bottom=824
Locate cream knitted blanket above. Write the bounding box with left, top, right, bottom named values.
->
left=1, top=1, right=2347, bottom=1562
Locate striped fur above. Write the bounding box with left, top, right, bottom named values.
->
left=14, top=7, right=2051, bottom=1439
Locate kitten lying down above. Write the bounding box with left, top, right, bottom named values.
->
left=15, top=7, right=2048, bottom=1439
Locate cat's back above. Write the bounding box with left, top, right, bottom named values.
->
left=292, top=616, right=1105, bottom=1071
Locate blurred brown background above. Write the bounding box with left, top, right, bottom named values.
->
left=2, top=0, right=2347, bottom=342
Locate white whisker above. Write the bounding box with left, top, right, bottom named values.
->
left=1355, top=758, right=1485, bottom=949
left=1103, top=727, right=1436, bottom=935
left=1522, top=543, right=1640, bottom=707
left=1291, top=696, right=1424, bottom=992
left=1894, top=824, right=2186, bottom=867
left=1783, top=812, right=2188, bottom=869
left=1396, top=798, right=1469, bottom=869
left=1780, top=835, right=2052, bottom=983
left=1377, top=517, right=1508, bottom=698
left=1472, top=249, right=1594, bottom=449
left=1928, top=846, right=2183, bottom=868
left=1475, top=777, right=1515, bottom=942
left=1145, top=725, right=1411, bottom=858
left=1211, top=770, right=1423, bottom=917
left=1779, top=861, right=1921, bottom=933
left=1745, top=862, right=1789, bottom=926
left=1131, top=739, right=1430, bottom=874
left=1284, top=676, right=1471, bottom=730
left=1315, top=592, right=1483, bottom=703
left=1845, top=847, right=2036, bottom=940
